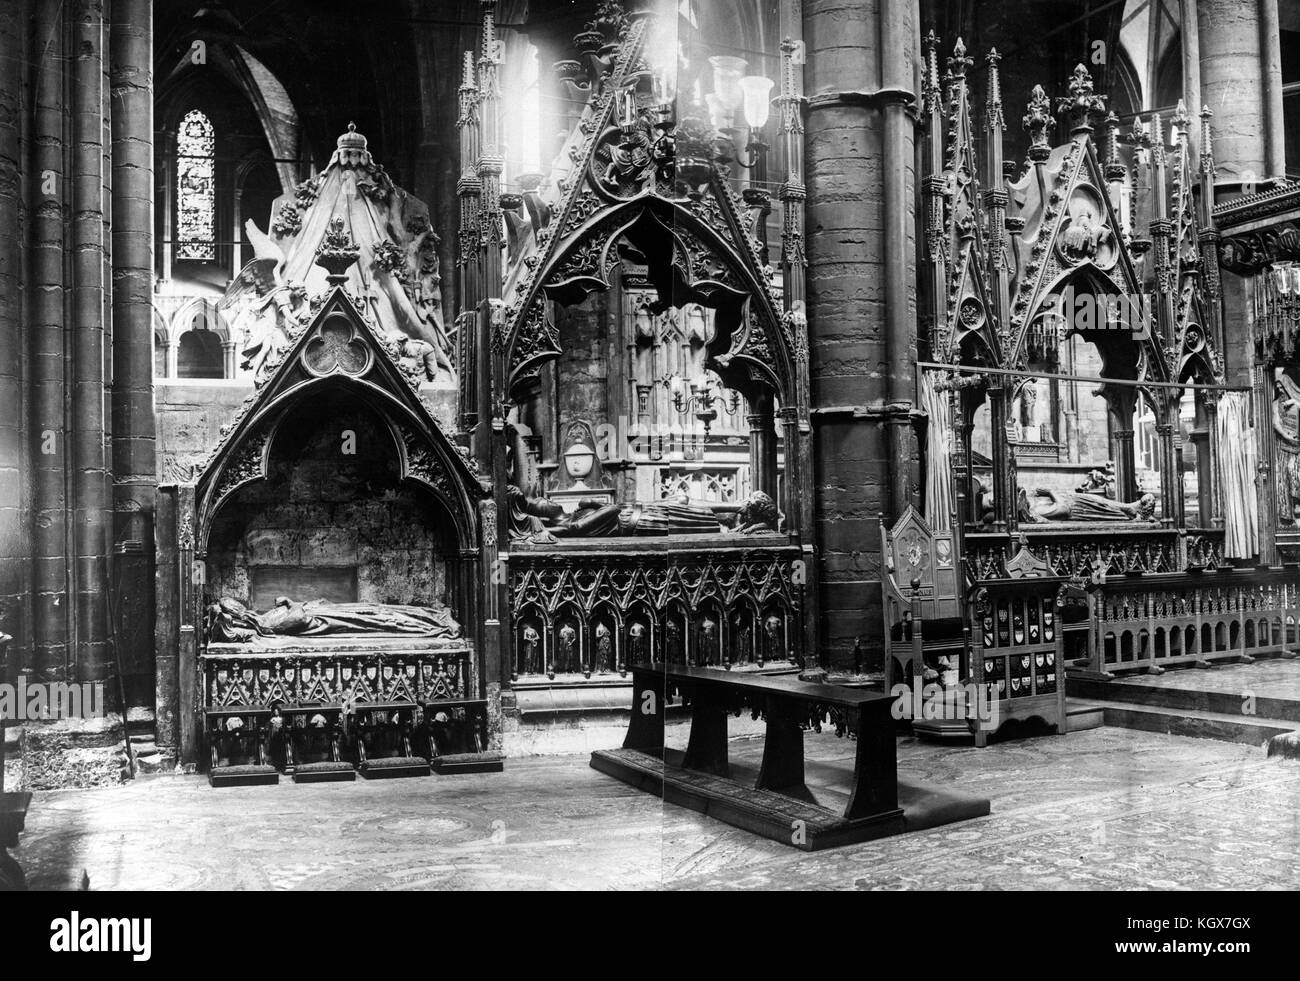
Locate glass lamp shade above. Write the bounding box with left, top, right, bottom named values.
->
left=1291, top=265, right=1300, bottom=297
left=654, top=65, right=678, bottom=106
left=644, top=18, right=678, bottom=105
left=739, top=75, right=774, bottom=129
left=709, top=55, right=748, bottom=111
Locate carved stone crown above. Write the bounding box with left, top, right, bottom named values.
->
left=331, top=122, right=373, bottom=169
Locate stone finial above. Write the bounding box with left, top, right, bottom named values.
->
left=1023, top=84, right=1052, bottom=161
left=982, top=47, right=1003, bottom=116
left=922, top=31, right=941, bottom=115
left=1149, top=111, right=1166, bottom=164
left=591, top=0, right=629, bottom=41
left=986, top=48, right=1004, bottom=131
left=315, top=216, right=360, bottom=284
left=1131, top=115, right=1150, bottom=148
left=461, top=50, right=478, bottom=91
left=948, top=36, right=972, bottom=79
left=1056, top=63, right=1106, bottom=135
left=480, top=0, right=498, bottom=60
left=1172, top=98, right=1190, bottom=145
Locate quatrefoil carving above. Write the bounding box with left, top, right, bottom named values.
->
left=303, top=315, right=371, bottom=376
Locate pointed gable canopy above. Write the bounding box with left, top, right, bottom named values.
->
left=929, top=36, right=1002, bottom=366
left=1005, top=66, right=1164, bottom=382
left=493, top=2, right=799, bottom=403
left=194, top=284, right=486, bottom=549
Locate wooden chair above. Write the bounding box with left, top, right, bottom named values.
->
left=355, top=706, right=431, bottom=779
left=287, top=709, right=356, bottom=783
left=879, top=507, right=965, bottom=698
left=207, top=709, right=280, bottom=787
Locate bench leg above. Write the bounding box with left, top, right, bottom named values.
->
left=682, top=697, right=730, bottom=778
left=844, top=701, right=899, bottom=821
left=756, top=701, right=814, bottom=802
left=623, top=671, right=667, bottom=753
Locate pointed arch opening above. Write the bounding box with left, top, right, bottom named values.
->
left=506, top=200, right=788, bottom=523
left=204, top=383, right=466, bottom=623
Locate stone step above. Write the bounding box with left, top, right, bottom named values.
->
left=1071, top=670, right=1300, bottom=723
left=1065, top=701, right=1104, bottom=732
left=133, top=754, right=170, bottom=775
left=1075, top=698, right=1300, bottom=748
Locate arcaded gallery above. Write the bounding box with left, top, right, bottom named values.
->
left=2, top=0, right=1300, bottom=897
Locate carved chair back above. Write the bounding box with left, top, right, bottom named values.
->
left=879, top=508, right=962, bottom=690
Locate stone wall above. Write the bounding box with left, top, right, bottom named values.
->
left=204, top=391, right=458, bottom=614
left=157, top=381, right=252, bottom=484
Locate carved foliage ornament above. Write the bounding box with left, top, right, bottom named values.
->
left=399, top=423, right=457, bottom=505
left=1218, top=223, right=1300, bottom=274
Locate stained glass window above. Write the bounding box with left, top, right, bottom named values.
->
left=176, top=109, right=216, bottom=260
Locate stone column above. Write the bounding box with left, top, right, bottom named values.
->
left=747, top=389, right=778, bottom=499
left=1196, top=0, right=1268, bottom=186
left=802, top=0, right=919, bottom=667
left=1259, top=0, right=1285, bottom=180
left=157, top=132, right=173, bottom=283
left=1180, top=0, right=1202, bottom=163
left=71, top=0, right=111, bottom=684
left=1255, top=362, right=1280, bottom=567
left=0, top=1, right=27, bottom=674
left=1157, top=418, right=1180, bottom=528
left=989, top=387, right=1014, bottom=530
left=1190, top=410, right=1213, bottom=527
left=879, top=0, right=919, bottom=517
left=111, top=0, right=156, bottom=701
left=1106, top=387, right=1140, bottom=503
left=29, top=0, right=71, bottom=683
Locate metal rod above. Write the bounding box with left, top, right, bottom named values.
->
left=916, top=361, right=1251, bottom=393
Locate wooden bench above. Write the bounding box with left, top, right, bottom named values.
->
left=591, top=664, right=904, bottom=851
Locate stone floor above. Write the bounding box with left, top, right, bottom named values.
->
left=16, top=726, right=1300, bottom=890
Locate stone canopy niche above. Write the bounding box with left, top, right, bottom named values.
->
left=206, top=386, right=458, bottom=617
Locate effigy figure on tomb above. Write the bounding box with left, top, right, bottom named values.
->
left=206, top=596, right=461, bottom=643
left=1017, top=486, right=1157, bottom=523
